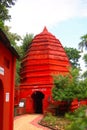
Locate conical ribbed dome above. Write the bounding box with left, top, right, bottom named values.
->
left=20, top=27, right=70, bottom=88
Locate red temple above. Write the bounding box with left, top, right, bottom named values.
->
left=19, top=27, right=71, bottom=114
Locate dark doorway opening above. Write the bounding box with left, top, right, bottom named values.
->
left=31, top=91, right=44, bottom=114
left=0, top=79, right=4, bottom=130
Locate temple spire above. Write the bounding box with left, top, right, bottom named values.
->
left=42, top=26, right=48, bottom=34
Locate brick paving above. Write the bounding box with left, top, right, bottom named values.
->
left=14, top=114, right=51, bottom=130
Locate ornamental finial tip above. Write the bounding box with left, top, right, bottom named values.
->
left=42, top=26, right=48, bottom=33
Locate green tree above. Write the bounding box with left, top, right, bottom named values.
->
left=19, top=33, right=34, bottom=59
left=52, top=68, right=87, bottom=111
left=0, top=0, right=17, bottom=38
left=15, top=33, right=34, bottom=85
left=78, top=34, right=87, bottom=51
left=15, top=60, right=20, bottom=85
left=64, top=47, right=81, bottom=68
left=3, top=25, right=21, bottom=48
left=83, top=54, right=87, bottom=67
left=0, top=0, right=16, bottom=29
left=78, top=34, right=87, bottom=79
left=66, top=106, right=87, bottom=130
left=0, top=3, right=10, bottom=22
left=81, top=54, right=87, bottom=78
left=0, top=0, right=16, bottom=7
left=52, top=69, right=78, bottom=101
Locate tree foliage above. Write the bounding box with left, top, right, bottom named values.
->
left=64, top=47, right=81, bottom=68
left=19, top=33, right=34, bottom=59
left=0, top=3, right=10, bottom=22
left=81, top=54, right=87, bottom=79
left=83, top=54, right=87, bottom=67
left=78, top=34, right=87, bottom=79
left=0, top=0, right=16, bottom=7
left=3, top=25, right=21, bottom=47
left=52, top=68, right=87, bottom=102
left=0, top=0, right=17, bottom=41
left=15, top=60, right=20, bottom=86
left=66, top=106, right=87, bottom=130
left=15, top=33, right=34, bottom=85
left=78, top=34, right=87, bottom=51
left=0, top=0, right=16, bottom=29
left=0, top=0, right=16, bottom=20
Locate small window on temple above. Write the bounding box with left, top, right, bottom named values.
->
left=4, top=58, right=10, bottom=69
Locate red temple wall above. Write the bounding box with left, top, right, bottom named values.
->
left=0, top=42, right=16, bottom=130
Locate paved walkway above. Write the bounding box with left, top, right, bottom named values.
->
left=14, top=114, right=51, bottom=130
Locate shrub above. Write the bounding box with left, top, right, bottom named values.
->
left=65, top=106, right=87, bottom=130
left=52, top=68, right=87, bottom=111
left=42, top=112, right=57, bottom=126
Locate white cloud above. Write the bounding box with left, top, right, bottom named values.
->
left=75, top=0, right=87, bottom=17
left=6, top=0, right=87, bottom=35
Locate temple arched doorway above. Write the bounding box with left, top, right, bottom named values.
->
left=0, top=79, right=4, bottom=130
left=31, top=91, right=44, bottom=113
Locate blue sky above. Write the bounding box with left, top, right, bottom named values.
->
left=50, top=17, right=87, bottom=48
left=6, top=0, right=87, bottom=49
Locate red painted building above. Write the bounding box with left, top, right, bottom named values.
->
left=0, top=29, right=19, bottom=130
left=19, top=27, right=71, bottom=114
